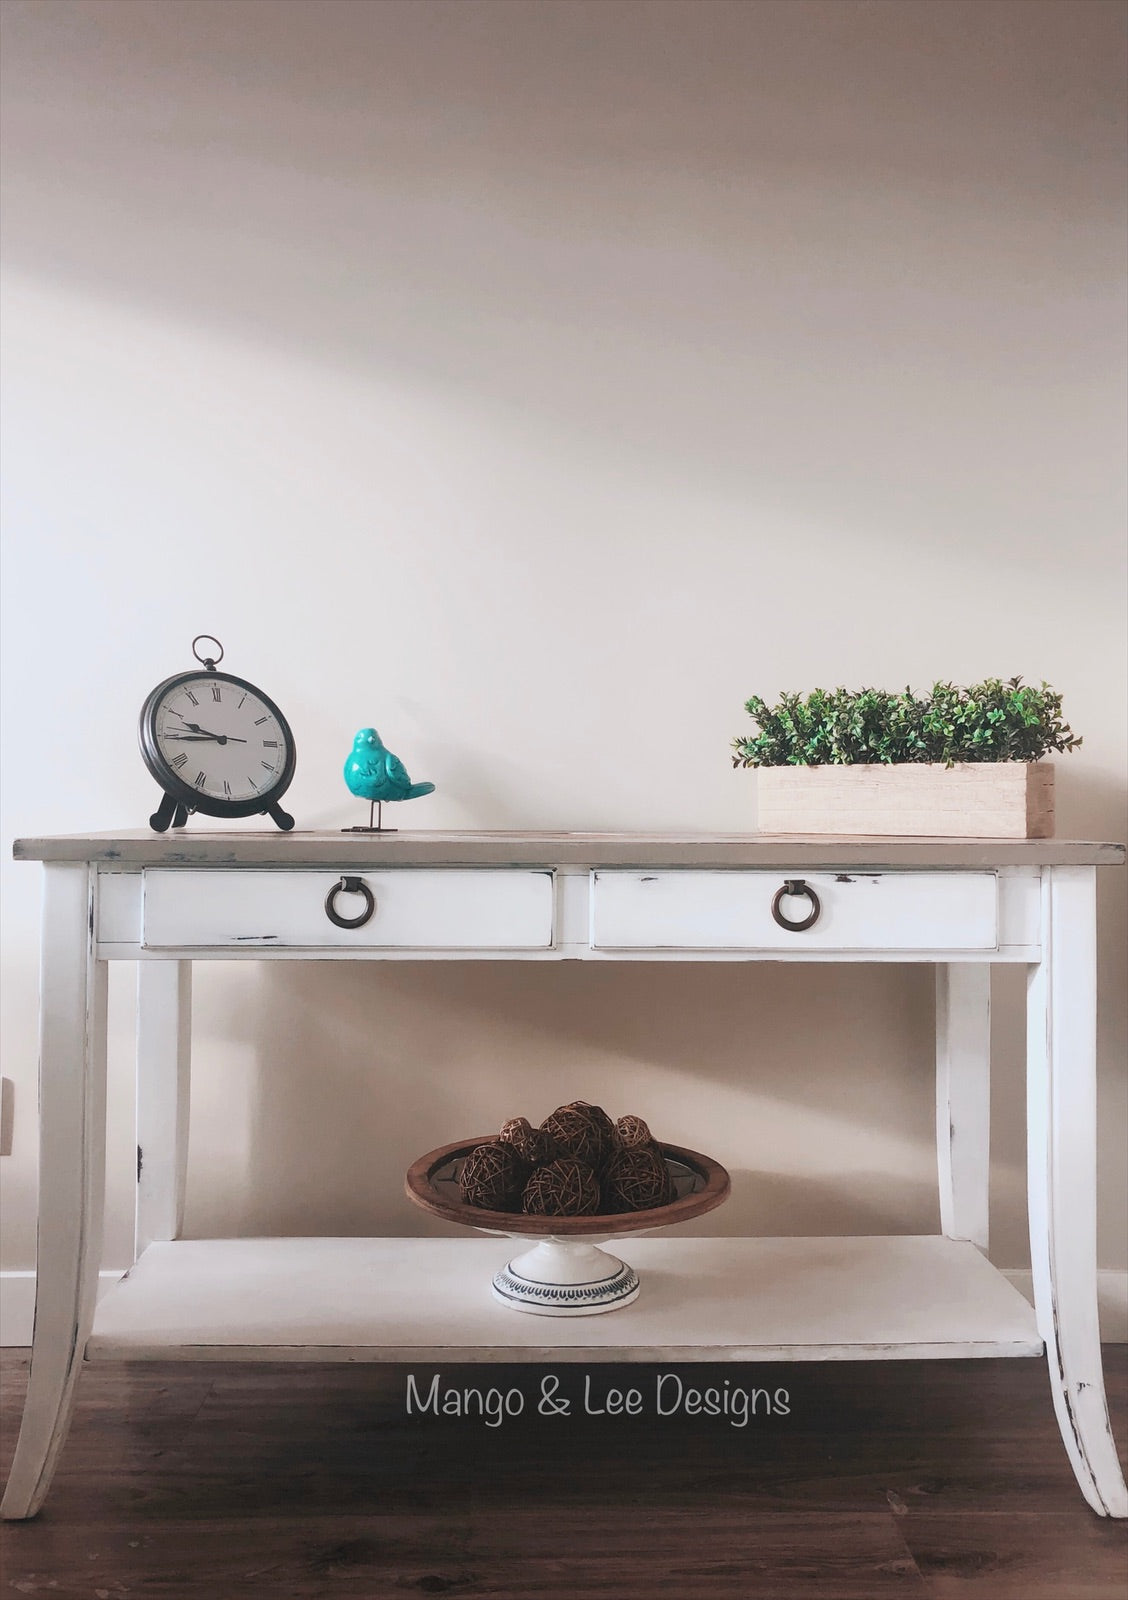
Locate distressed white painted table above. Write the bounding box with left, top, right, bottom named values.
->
left=3, top=831, right=1126, bottom=1518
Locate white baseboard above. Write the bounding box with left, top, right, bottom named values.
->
left=0, top=1270, right=125, bottom=1347
left=2, top=1266, right=1126, bottom=1347
left=1002, top=1269, right=1127, bottom=1343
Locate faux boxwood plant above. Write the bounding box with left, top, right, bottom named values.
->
left=732, top=679, right=1080, bottom=768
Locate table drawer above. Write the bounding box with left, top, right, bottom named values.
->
left=590, top=871, right=998, bottom=951
left=142, top=869, right=555, bottom=950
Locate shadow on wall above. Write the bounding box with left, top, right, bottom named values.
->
left=1, top=0, right=1121, bottom=1272
left=2, top=0, right=1125, bottom=572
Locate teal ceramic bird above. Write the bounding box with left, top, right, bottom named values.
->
left=343, top=728, right=435, bottom=831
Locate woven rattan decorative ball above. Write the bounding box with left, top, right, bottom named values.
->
left=459, top=1140, right=529, bottom=1211
left=540, top=1103, right=612, bottom=1172
left=522, top=1157, right=602, bottom=1217
left=614, top=1113, right=654, bottom=1150
left=569, top=1100, right=615, bottom=1153
left=604, top=1144, right=673, bottom=1212
left=499, top=1116, right=555, bottom=1167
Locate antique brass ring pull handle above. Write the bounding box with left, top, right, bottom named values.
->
left=771, top=878, right=821, bottom=932
left=324, top=875, right=376, bottom=929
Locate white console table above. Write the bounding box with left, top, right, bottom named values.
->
left=3, top=830, right=1125, bottom=1519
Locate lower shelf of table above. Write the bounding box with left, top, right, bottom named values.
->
left=84, top=1235, right=1042, bottom=1363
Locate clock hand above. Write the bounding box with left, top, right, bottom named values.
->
left=164, top=732, right=249, bottom=745
left=172, top=723, right=249, bottom=743
left=169, top=713, right=249, bottom=743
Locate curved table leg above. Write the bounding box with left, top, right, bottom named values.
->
left=1027, top=865, right=1127, bottom=1518
left=1, top=865, right=107, bottom=1520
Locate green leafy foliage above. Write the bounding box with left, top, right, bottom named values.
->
left=732, top=679, right=1081, bottom=768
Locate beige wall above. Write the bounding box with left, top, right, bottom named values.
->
left=1, top=0, right=1124, bottom=1276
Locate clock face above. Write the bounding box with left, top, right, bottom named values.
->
left=148, top=674, right=292, bottom=808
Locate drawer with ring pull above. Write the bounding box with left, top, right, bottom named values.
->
left=589, top=871, right=998, bottom=952
left=141, top=869, right=555, bottom=950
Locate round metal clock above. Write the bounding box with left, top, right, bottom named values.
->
left=139, top=636, right=296, bottom=832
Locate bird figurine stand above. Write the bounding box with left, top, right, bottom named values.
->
left=342, top=727, right=435, bottom=833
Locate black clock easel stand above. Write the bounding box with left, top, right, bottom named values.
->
left=148, top=793, right=295, bottom=833
left=149, top=794, right=189, bottom=832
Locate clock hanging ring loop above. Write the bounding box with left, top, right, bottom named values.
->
left=191, top=635, right=225, bottom=671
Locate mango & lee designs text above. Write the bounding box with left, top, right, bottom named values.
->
left=405, top=1371, right=791, bottom=1429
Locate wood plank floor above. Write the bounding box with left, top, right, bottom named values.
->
left=1, top=1350, right=1125, bottom=1598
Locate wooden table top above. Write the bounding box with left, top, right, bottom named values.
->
left=12, top=830, right=1126, bottom=867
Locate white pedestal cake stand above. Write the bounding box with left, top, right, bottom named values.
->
left=405, top=1138, right=731, bottom=1316
left=491, top=1236, right=640, bottom=1315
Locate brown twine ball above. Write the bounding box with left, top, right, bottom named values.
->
left=540, top=1103, right=613, bottom=1172
left=498, top=1116, right=556, bottom=1167
left=569, top=1101, right=615, bottom=1153
left=522, top=1157, right=602, bottom=1217
left=615, top=1113, right=654, bottom=1150
left=459, top=1140, right=529, bottom=1211
left=603, top=1144, right=673, bottom=1212
left=499, top=1115, right=533, bottom=1145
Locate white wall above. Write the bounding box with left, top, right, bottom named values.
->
left=1, top=0, right=1125, bottom=1276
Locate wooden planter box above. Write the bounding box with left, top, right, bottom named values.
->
left=755, top=761, right=1054, bottom=839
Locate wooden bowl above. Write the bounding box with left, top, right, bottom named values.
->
left=404, top=1136, right=731, bottom=1238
